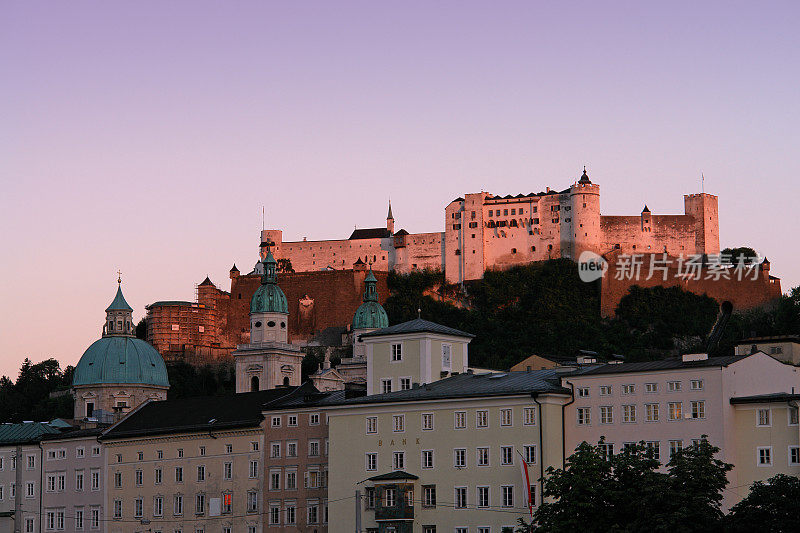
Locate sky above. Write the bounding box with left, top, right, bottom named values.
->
left=1, top=1, right=799, bottom=379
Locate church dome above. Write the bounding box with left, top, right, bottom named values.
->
left=72, top=336, right=170, bottom=387
left=250, top=251, right=288, bottom=314
left=353, top=269, right=389, bottom=330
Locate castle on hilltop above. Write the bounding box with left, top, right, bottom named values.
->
left=262, top=168, right=719, bottom=284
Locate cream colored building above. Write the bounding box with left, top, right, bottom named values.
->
left=562, top=351, right=800, bottom=509
left=735, top=335, right=800, bottom=365
left=324, top=370, right=572, bottom=533
left=361, top=319, right=474, bottom=396
left=99, top=390, right=294, bottom=533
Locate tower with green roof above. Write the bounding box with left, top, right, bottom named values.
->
left=352, top=268, right=389, bottom=355
left=232, top=250, right=303, bottom=393
left=72, top=277, right=169, bottom=420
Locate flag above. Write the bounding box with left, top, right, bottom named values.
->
left=517, top=450, right=533, bottom=518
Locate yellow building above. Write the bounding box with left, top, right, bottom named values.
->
left=99, top=390, right=294, bottom=533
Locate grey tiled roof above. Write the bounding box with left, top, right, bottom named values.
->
left=0, top=422, right=61, bottom=445
left=569, top=355, right=749, bottom=376
left=730, top=393, right=800, bottom=404
left=360, top=318, right=475, bottom=339
left=349, top=228, right=392, bottom=240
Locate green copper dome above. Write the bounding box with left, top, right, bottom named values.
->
left=353, top=269, right=388, bottom=330
left=250, top=251, right=288, bottom=314
left=72, top=337, right=169, bottom=387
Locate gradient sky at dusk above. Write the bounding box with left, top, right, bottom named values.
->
left=2, top=1, right=799, bottom=379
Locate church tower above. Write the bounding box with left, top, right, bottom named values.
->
left=233, top=250, right=303, bottom=392
left=386, top=201, right=395, bottom=234
left=352, top=267, right=389, bottom=358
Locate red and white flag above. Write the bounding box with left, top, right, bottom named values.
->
left=517, top=450, right=533, bottom=518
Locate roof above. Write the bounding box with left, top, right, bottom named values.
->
left=319, top=370, right=571, bottom=407
left=730, top=393, right=800, bottom=405
left=349, top=227, right=392, bottom=240
left=0, top=422, right=61, bottom=445
left=105, top=286, right=133, bottom=312
left=369, top=470, right=419, bottom=481
left=736, top=335, right=800, bottom=345
left=146, top=300, right=197, bottom=308
left=41, top=427, right=105, bottom=441
left=72, top=336, right=170, bottom=387
left=230, top=264, right=239, bottom=272
left=101, top=388, right=298, bottom=439
left=353, top=301, right=389, bottom=330
left=199, top=277, right=214, bottom=286
left=393, top=229, right=409, bottom=236
left=360, top=318, right=475, bottom=339
left=567, top=355, right=749, bottom=377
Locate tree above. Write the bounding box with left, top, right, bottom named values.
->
left=721, top=247, right=758, bottom=263
left=725, top=474, right=800, bottom=532
left=135, top=318, right=148, bottom=340
left=277, top=258, right=294, bottom=273
left=529, top=439, right=731, bottom=532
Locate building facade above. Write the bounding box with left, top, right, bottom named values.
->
left=735, top=335, right=800, bottom=365
left=561, top=351, right=800, bottom=509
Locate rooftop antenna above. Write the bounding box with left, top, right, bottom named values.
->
left=417, top=307, right=421, bottom=319
left=261, top=205, right=265, bottom=231
left=701, top=172, right=705, bottom=193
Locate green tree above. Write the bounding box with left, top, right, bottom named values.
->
left=725, top=474, right=800, bottom=532
left=721, top=247, right=758, bottom=263
left=135, top=317, right=147, bottom=340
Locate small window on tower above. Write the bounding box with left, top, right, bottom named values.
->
left=255, top=321, right=262, bottom=328
left=267, top=321, right=276, bottom=327
left=281, top=322, right=286, bottom=328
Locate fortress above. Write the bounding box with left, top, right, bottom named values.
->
left=263, top=168, right=719, bottom=284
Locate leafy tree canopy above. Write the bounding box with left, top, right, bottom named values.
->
left=725, top=474, right=800, bottom=533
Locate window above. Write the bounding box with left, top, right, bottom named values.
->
left=622, top=384, right=635, bottom=395
left=667, top=381, right=682, bottom=392
left=600, top=385, right=612, bottom=396
left=195, top=493, right=205, bottom=515
left=308, top=502, right=320, bottom=524
left=691, top=401, right=705, bottom=419
left=400, top=377, right=411, bottom=390
left=381, top=379, right=392, bottom=394
left=577, top=387, right=589, bottom=398
left=287, top=441, right=297, bottom=457
left=524, top=445, right=537, bottom=464
left=790, top=407, right=799, bottom=426
left=455, top=487, right=467, bottom=509
left=646, top=441, right=660, bottom=461
left=310, top=413, right=320, bottom=425
left=135, top=469, right=143, bottom=486
left=251, top=441, right=259, bottom=451
left=287, top=414, right=298, bottom=427
left=623, top=405, right=636, bottom=423
left=223, top=462, right=232, bottom=480
left=175, top=467, right=183, bottom=483
left=25, top=518, right=34, bottom=533
left=690, top=379, right=704, bottom=390
left=177, top=448, right=184, bottom=458
left=76, top=447, right=85, bottom=458
left=789, top=446, right=800, bottom=465
left=577, top=407, right=591, bottom=425
left=154, top=496, right=164, bottom=517
left=422, top=413, right=434, bottom=430
left=393, top=451, right=405, bottom=470
left=134, top=498, right=144, bottom=518
left=249, top=460, right=259, bottom=478
left=646, top=403, right=659, bottom=422
left=27, top=455, right=35, bottom=469
left=366, top=453, right=377, bottom=471
left=391, top=343, right=402, bottom=361
left=502, top=485, right=514, bottom=507
left=75, top=470, right=84, bottom=491
left=423, top=485, right=436, bottom=507
left=476, top=410, right=488, bottom=427
left=309, top=440, right=320, bottom=456
left=669, top=440, right=683, bottom=458
left=247, top=491, right=258, bottom=513
left=365, top=487, right=376, bottom=509
left=269, top=504, right=280, bottom=525
left=454, top=448, right=466, bottom=468
left=500, top=409, right=512, bottom=426
left=599, top=443, right=614, bottom=460
left=174, top=495, right=183, bottom=516
left=139, top=451, right=145, bottom=460
left=271, top=442, right=281, bottom=458
left=26, top=482, right=34, bottom=498
left=501, top=446, right=513, bottom=465
left=758, top=408, right=771, bottom=426
left=442, top=344, right=452, bottom=371
left=393, top=415, right=405, bottom=432
left=155, top=467, right=162, bottom=484
left=271, top=416, right=281, bottom=427
left=645, top=382, right=658, bottom=393
left=454, top=411, right=466, bottom=429
left=90, top=469, right=100, bottom=491
left=286, top=470, right=297, bottom=489
left=222, top=492, right=232, bottom=514
left=477, top=486, right=490, bottom=508
left=114, top=471, right=122, bottom=488
left=384, top=488, right=397, bottom=508
left=422, top=450, right=434, bottom=469
left=197, top=465, right=205, bottom=482
left=90, top=509, right=99, bottom=530
left=758, top=447, right=772, bottom=466
left=75, top=508, right=83, bottom=530
left=524, top=407, right=536, bottom=425
left=600, top=406, right=613, bottom=424
left=477, top=447, right=489, bottom=466
left=113, top=500, right=122, bottom=519
left=668, top=402, right=682, bottom=421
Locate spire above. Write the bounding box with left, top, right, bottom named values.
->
left=642, top=205, right=651, bottom=213
left=106, top=285, right=133, bottom=312
left=261, top=250, right=278, bottom=285
left=104, top=277, right=134, bottom=337
left=386, top=200, right=395, bottom=233
left=363, top=265, right=378, bottom=302
left=578, top=166, right=592, bottom=184
left=387, top=200, right=394, bottom=220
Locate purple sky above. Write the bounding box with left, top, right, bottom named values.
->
left=2, top=1, right=799, bottom=379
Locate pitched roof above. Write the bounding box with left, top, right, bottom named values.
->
left=319, top=370, right=570, bottom=407
left=101, top=388, right=298, bottom=439
left=105, top=286, right=133, bottom=312
left=199, top=277, right=215, bottom=286
left=0, top=422, right=61, bottom=445
left=369, top=470, right=419, bottom=481
left=568, top=355, right=749, bottom=377
left=730, top=393, right=800, bottom=405
left=41, top=427, right=105, bottom=441
left=349, top=228, right=392, bottom=240
left=360, top=318, right=475, bottom=339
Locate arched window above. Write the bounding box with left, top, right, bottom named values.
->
left=250, top=376, right=259, bottom=392
left=283, top=376, right=290, bottom=387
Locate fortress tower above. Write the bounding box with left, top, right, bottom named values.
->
left=684, top=193, right=720, bottom=255
left=567, top=167, right=601, bottom=259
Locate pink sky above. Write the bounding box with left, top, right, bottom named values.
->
left=1, top=1, right=799, bottom=379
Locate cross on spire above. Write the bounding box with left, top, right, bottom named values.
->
left=117, top=270, right=122, bottom=285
